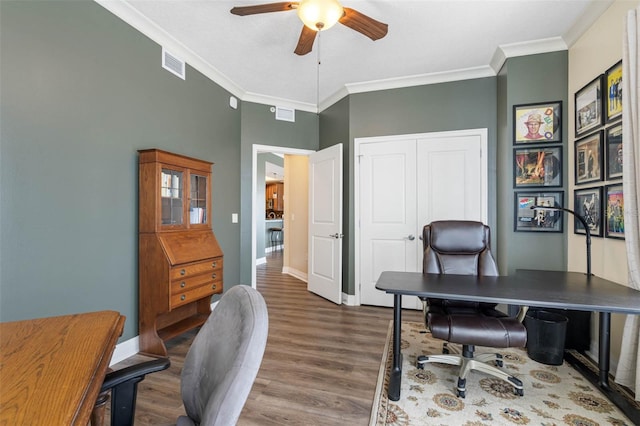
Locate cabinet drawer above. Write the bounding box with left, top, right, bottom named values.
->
left=171, top=282, right=222, bottom=309
left=170, top=272, right=222, bottom=294
left=170, top=258, right=223, bottom=279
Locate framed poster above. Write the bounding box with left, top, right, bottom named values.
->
left=606, top=124, right=623, bottom=180
left=574, top=186, right=603, bottom=237
left=575, top=131, right=603, bottom=185
left=605, top=60, right=622, bottom=123
left=605, top=184, right=624, bottom=239
left=513, top=101, right=562, bottom=144
left=575, top=75, right=604, bottom=137
left=513, top=146, right=562, bottom=188
left=514, top=191, right=564, bottom=232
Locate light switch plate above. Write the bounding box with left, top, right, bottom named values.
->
left=232, top=213, right=238, bottom=223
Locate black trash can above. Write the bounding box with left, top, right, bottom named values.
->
left=524, top=310, right=568, bottom=365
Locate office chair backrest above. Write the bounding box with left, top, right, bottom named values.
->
left=179, top=285, right=268, bottom=426
left=423, top=220, right=499, bottom=276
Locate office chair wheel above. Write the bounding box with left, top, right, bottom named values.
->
left=515, top=388, right=524, bottom=397
left=457, top=389, right=466, bottom=398
left=495, top=354, right=503, bottom=367
left=416, top=355, right=427, bottom=369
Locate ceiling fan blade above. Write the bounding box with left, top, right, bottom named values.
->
left=230, top=2, right=298, bottom=16
left=339, top=7, right=388, bottom=41
left=294, top=25, right=317, bottom=56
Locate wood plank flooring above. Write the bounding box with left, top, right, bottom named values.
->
left=107, top=252, right=422, bottom=425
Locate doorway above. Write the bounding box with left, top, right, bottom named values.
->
left=251, top=145, right=314, bottom=288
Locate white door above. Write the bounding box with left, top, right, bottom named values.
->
left=308, top=144, right=343, bottom=304
left=358, top=129, right=487, bottom=307
left=359, top=139, right=418, bottom=307
left=416, top=132, right=486, bottom=226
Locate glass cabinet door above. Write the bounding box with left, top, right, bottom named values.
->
left=161, top=168, right=184, bottom=225
left=190, top=174, right=207, bottom=225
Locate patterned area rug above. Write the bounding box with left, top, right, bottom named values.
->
left=371, top=321, right=632, bottom=426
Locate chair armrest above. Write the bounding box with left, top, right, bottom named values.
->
left=101, top=357, right=170, bottom=391
left=98, top=357, right=170, bottom=426
left=515, top=306, right=529, bottom=323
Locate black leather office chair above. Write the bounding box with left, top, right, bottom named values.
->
left=416, top=220, right=528, bottom=398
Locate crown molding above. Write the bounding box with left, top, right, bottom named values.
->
left=242, top=92, right=317, bottom=113
left=94, top=0, right=613, bottom=113
left=345, top=66, right=496, bottom=95
left=563, top=0, right=615, bottom=47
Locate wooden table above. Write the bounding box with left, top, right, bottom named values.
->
left=0, top=311, right=125, bottom=425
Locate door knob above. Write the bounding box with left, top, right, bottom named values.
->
left=407, top=234, right=415, bottom=240
left=329, top=233, right=344, bottom=239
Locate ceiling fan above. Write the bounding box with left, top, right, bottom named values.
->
left=230, top=0, right=388, bottom=56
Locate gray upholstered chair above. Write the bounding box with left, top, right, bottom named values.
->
left=416, top=220, right=528, bottom=398
left=97, top=285, right=268, bottom=426
left=178, top=284, right=269, bottom=426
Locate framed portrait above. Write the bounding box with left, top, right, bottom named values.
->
left=513, top=101, right=562, bottom=144
left=606, top=123, right=623, bottom=180
left=574, top=131, right=603, bottom=185
left=605, top=184, right=624, bottom=239
left=574, top=186, right=603, bottom=237
left=605, top=60, right=622, bottom=123
left=514, top=191, right=564, bottom=232
left=513, top=146, right=562, bottom=188
left=575, top=75, right=604, bottom=137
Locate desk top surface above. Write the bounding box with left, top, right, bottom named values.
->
left=376, top=269, right=640, bottom=314
left=0, top=310, right=125, bottom=425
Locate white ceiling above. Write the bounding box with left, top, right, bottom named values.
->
left=97, top=0, right=613, bottom=112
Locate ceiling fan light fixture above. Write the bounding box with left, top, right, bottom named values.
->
left=297, top=0, right=344, bottom=31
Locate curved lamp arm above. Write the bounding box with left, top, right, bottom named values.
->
left=530, top=205, right=591, bottom=276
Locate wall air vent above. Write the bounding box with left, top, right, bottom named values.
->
left=162, top=48, right=185, bottom=80
left=275, top=106, right=295, bottom=122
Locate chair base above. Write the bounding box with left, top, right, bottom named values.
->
left=416, top=345, right=523, bottom=398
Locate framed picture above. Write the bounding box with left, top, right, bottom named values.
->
left=605, top=184, right=624, bottom=239
left=513, top=101, right=562, bottom=144
left=606, top=124, right=623, bottom=180
left=574, top=186, right=603, bottom=237
left=574, top=131, right=603, bottom=185
left=513, top=146, right=562, bottom=188
left=514, top=191, right=564, bottom=232
left=605, top=60, right=622, bottom=122
left=575, top=75, right=604, bottom=137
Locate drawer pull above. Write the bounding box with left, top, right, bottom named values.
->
left=180, top=295, right=186, bottom=301
left=212, top=273, right=217, bottom=279
left=212, top=261, right=217, bottom=268
left=212, top=284, right=217, bottom=290
left=180, top=281, right=186, bottom=288
left=180, top=269, right=186, bottom=276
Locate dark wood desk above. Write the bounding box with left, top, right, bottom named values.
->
left=375, top=270, right=640, bottom=402
left=0, top=311, right=125, bottom=425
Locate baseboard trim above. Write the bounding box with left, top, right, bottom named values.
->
left=342, top=293, right=357, bottom=306
left=282, top=266, right=307, bottom=282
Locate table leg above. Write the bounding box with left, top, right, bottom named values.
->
left=598, top=311, right=611, bottom=388
left=388, top=294, right=403, bottom=401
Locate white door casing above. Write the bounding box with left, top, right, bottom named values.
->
left=357, top=129, right=488, bottom=307
left=308, top=144, right=343, bottom=304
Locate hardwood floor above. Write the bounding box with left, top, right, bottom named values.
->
left=108, top=251, right=422, bottom=425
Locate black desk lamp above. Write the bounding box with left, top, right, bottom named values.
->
left=531, top=205, right=592, bottom=276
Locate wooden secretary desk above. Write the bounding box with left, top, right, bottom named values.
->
left=138, top=149, right=223, bottom=357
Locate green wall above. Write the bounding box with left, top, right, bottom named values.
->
left=331, top=78, right=499, bottom=295
left=496, top=52, right=568, bottom=275
left=1, top=0, right=571, bottom=338
left=0, top=0, right=243, bottom=340
left=239, top=102, right=319, bottom=285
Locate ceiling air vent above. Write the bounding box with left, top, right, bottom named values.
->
left=162, top=48, right=185, bottom=80
left=275, top=106, right=295, bottom=122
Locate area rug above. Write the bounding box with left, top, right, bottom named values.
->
left=371, top=321, right=632, bottom=426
